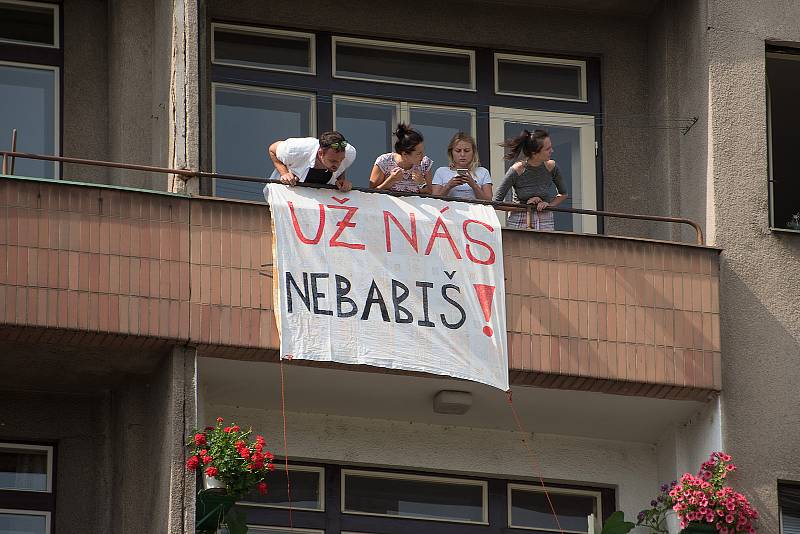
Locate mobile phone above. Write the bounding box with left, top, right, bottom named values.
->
left=456, top=168, right=470, bottom=176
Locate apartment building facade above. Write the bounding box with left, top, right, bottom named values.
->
left=0, top=0, right=798, bottom=533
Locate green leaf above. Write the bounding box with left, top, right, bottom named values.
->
left=601, top=511, right=636, bottom=534
left=224, top=508, right=248, bottom=534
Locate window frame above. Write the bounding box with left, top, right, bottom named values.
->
left=239, top=465, right=325, bottom=512
left=210, top=81, right=317, bottom=197
left=340, top=468, right=489, bottom=525
left=0, top=507, right=51, bottom=533
left=0, top=0, right=59, bottom=49
left=332, top=35, right=476, bottom=92
left=211, top=23, right=316, bottom=76
left=507, top=483, right=602, bottom=533
left=0, top=442, right=53, bottom=493
left=494, top=52, right=588, bottom=103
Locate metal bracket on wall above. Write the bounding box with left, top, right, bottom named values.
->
left=681, top=117, right=699, bottom=135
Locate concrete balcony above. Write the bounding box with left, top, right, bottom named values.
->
left=0, top=175, right=720, bottom=399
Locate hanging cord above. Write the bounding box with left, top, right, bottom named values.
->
left=279, top=357, right=293, bottom=527
left=505, top=390, right=564, bottom=534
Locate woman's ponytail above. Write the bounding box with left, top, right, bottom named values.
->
left=500, top=129, right=549, bottom=160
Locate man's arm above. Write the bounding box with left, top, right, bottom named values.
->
left=268, top=140, right=298, bottom=185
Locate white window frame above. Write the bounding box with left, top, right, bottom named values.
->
left=507, top=483, right=602, bottom=534
left=332, top=36, right=476, bottom=92
left=211, top=23, right=316, bottom=76
left=0, top=60, right=60, bottom=179
left=494, top=53, right=587, bottom=103
left=0, top=442, right=53, bottom=493
left=239, top=465, right=325, bottom=512
left=341, top=469, right=488, bottom=525
left=0, top=0, right=59, bottom=49
left=210, top=82, right=317, bottom=197
left=332, top=94, right=401, bottom=133
left=0, top=508, right=51, bottom=533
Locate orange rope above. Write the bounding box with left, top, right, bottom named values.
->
left=506, top=390, right=564, bottom=534
left=279, top=358, right=293, bottom=527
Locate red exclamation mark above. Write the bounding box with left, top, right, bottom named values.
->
left=473, top=284, right=496, bottom=337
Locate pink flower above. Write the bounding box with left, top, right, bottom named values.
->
left=725, top=514, right=734, bottom=524
left=216, top=417, right=224, bottom=423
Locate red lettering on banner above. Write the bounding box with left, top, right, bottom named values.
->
left=383, top=211, right=418, bottom=253
left=463, top=220, right=496, bottom=266
left=288, top=201, right=325, bottom=244
left=424, top=216, right=462, bottom=259
left=327, top=204, right=365, bottom=250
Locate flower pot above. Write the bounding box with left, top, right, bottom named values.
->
left=203, top=474, right=227, bottom=493
left=195, top=489, right=237, bottom=532
left=680, top=522, right=717, bottom=534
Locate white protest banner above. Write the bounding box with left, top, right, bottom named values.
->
left=266, top=184, right=508, bottom=391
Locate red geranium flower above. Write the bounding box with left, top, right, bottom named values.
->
left=205, top=466, right=218, bottom=477
left=186, top=456, right=200, bottom=470
left=257, top=481, right=268, bottom=495
left=194, top=433, right=207, bottom=446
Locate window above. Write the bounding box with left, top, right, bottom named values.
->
left=495, top=54, right=587, bottom=102
left=0, top=0, right=60, bottom=180
left=766, top=48, right=800, bottom=232
left=0, top=0, right=58, bottom=48
left=240, top=466, right=324, bottom=511
left=212, top=24, right=315, bottom=75
left=333, top=37, right=475, bottom=91
left=780, top=482, right=800, bottom=534
left=332, top=96, right=476, bottom=188
left=212, top=84, right=315, bottom=200
left=342, top=469, right=487, bottom=524
left=0, top=443, right=54, bottom=534
left=509, top=484, right=601, bottom=533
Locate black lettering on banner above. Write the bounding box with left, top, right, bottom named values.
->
left=285, top=272, right=310, bottom=313
left=310, top=273, right=333, bottom=316
left=440, top=284, right=466, bottom=329
left=361, top=280, right=390, bottom=322
left=415, top=281, right=435, bottom=327
left=391, top=279, right=413, bottom=324
left=335, top=274, right=358, bottom=318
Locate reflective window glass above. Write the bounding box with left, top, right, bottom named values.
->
left=509, top=486, right=598, bottom=533
left=213, top=25, right=314, bottom=74
left=333, top=97, right=398, bottom=188
left=343, top=471, right=485, bottom=523
left=0, top=445, right=49, bottom=492
left=213, top=85, right=314, bottom=201
left=408, top=105, right=475, bottom=175
left=334, top=38, right=473, bottom=90
left=496, top=55, right=585, bottom=101
left=0, top=511, right=48, bottom=534
left=0, top=63, right=58, bottom=179
left=0, top=1, right=57, bottom=47
left=241, top=467, right=323, bottom=510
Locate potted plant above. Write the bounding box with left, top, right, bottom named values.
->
left=186, top=417, right=275, bottom=534
left=602, top=452, right=759, bottom=534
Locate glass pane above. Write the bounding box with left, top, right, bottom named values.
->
left=510, top=488, right=596, bottom=532
left=0, top=445, right=48, bottom=491
left=0, top=2, right=55, bottom=47
left=0, top=512, right=47, bottom=534
left=214, top=27, right=312, bottom=73
left=497, top=58, right=583, bottom=100
left=222, top=528, right=320, bottom=534
left=502, top=121, right=581, bottom=231
left=344, top=473, right=484, bottom=523
left=0, top=64, right=57, bottom=179
left=409, top=106, right=475, bottom=175
left=241, top=468, right=321, bottom=510
left=214, top=86, right=313, bottom=201
left=335, top=40, right=472, bottom=90
left=334, top=97, right=397, bottom=188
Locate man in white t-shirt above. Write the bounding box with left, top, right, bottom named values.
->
left=268, top=131, right=355, bottom=192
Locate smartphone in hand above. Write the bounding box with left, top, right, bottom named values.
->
left=455, top=168, right=470, bottom=177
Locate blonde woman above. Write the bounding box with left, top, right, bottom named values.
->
left=432, top=132, right=492, bottom=201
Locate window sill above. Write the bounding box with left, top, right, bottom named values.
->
left=770, top=227, right=800, bottom=235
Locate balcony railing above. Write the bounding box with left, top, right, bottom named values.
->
left=0, top=152, right=720, bottom=399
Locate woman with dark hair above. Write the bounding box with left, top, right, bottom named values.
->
left=432, top=132, right=492, bottom=201
left=493, top=129, right=568, bottom=230
left=369, top=123, right=433, bottom=194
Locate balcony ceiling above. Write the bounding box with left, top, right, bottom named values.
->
left=200, top=357, right=706, bottom=444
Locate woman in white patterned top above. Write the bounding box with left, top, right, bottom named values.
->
left=369, top=123, right=433, bottom=194
left=432, top=132, right=492, bottom=201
